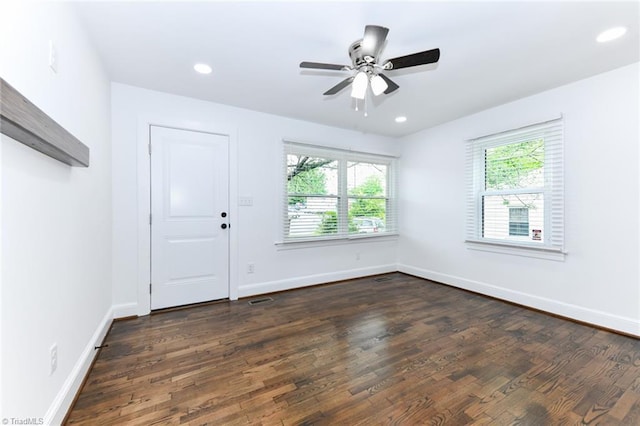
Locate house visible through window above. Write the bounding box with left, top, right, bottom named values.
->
left=283, top=142, right=396, bottom=242
left=508, top=207, right=529, bottom=236
left=466, top=118, right=564, bottom=253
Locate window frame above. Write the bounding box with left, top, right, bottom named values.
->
left=465, top=118, right=565, bottom=259
left=281, top=141, right=398, bottom=244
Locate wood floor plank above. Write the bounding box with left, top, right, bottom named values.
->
left=66, top=273, right=640, bottom=425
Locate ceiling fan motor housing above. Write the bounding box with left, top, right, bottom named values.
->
left=349, top=40, right=368, bottom=68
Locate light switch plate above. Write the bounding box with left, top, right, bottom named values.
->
left=239, top=197, right=253, bottom=206
left=49, top=40, right=58, bottom=73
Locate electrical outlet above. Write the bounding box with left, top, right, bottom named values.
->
left=49, top=40, right=58, bottom=73
left=50, top=343, right=58, bottom=375
left=247, top=263, right=255, bottom=274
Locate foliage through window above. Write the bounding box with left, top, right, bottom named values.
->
left=284, top=142, right=396, bottom=242
left=466, top=119, right=564, bottom=252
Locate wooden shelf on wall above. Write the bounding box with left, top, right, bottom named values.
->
left=0, top=78, right=90, bottom=167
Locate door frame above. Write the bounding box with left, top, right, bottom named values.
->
left=136, top=115, right=239, bottom=316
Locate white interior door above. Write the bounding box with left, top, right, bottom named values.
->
left=150, top=126, right=229, bottom=310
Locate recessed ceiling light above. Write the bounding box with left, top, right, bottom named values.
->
left=596, top=27, right=627, bottom=43
left=194, top=63, right=212, bottom=74
left=395, top=116, right=407, bottom=123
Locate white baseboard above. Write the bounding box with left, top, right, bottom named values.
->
left=112, top=302, right=138, bottom=319
left=238, top=264, right=397, bottom=298
left=44, top=306, right=114, bottom=425
left=398, top=263, right=640, bottom=337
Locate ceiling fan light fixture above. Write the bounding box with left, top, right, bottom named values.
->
left=351, top=71, right=368, bottom=99
left=370, top=74, right=388, bottom=96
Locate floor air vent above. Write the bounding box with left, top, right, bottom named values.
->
left=373, top=276, right=393, bottom=282
left=248, top=297, right=274, bottom=305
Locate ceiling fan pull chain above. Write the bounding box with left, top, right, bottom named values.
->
left=355, top=98, right=359, bottom=112
left=364, top=94, right=368, bottom=117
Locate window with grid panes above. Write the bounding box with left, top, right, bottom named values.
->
left=283, top=142, right=397, bottom=242
left=466, top=118, right=564, bottom=254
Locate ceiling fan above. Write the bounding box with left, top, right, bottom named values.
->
left=300, top=25, right=440, bottom=100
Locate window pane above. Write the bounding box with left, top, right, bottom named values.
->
left=286, top=196, right=339, bottom=238
left=287, top=155, right=338, bottom=195
left=348, top=198, right=386, bottom=234
left=347, top=162, right=387, bottom=196
left=482, top=194, right=543, bottom=242
left=485, top=140, right=544, bottom=190
left=283, top=143, right=397, bottom=242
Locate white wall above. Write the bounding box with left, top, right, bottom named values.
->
left=0, top=2, right=112, bottom=423
left=398, top=63, right=640, bottom=336
left=111, top=83, right=399, bottom=315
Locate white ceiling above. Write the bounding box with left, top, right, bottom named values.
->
left=74, top=1, right=639, bottom=137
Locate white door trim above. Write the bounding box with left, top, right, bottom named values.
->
left=136, top=115, right=239, bottom=316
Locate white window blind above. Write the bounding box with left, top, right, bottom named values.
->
left=283, top=141, right=397, bottom=243
left=465, top=118, right=564, bottom=253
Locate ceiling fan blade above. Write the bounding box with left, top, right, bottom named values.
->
left=384, top=48, right=440, bottom=70
left=300, top=61, right=349, bottom=71
left=323, top=76, right=355, bottom=95
left=378, top=73, right=399, bottom=94
left=361, top=25, right=389, bottom=58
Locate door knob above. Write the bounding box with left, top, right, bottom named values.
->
left=221, top=212, right=227, bottom=218
left=221, top=223, right=228, bottom=229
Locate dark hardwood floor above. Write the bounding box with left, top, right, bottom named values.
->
left=66, top=273, right=640, bottom=425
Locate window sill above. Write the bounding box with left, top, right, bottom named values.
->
left=276, top=233, right=399, bottom=250
left=465, top=239, right=566, bottom=261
